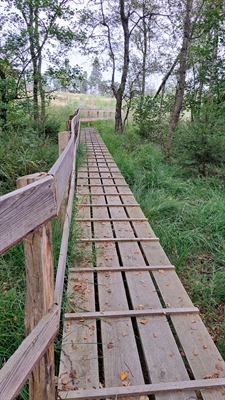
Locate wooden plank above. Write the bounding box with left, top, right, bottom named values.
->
left=77, top=237, right=159, bottom=242
left=76, top=218, right=148, bottom=221
left=76, top=184, right=129, bottom=187
left=102, top=177, right=195, bottom=399
left=49, top=132, right=75, bottom=212
left=0, top=305, right=59, bottom=400
left=58, top=148, right=99, bottom=392
left=0, top=175, right=56, bottom=255
left=70, top=265, right=175, bottom=272
left=54, top=141, right=77, bottom=309
left=127, top=204, right=225, bottom=399
left=89, top=168, right=145, bottom=395
left=78, top=203, right=139, bottom=207
left=52, top=377, right=225, bottom=399
left=64, top=307, right=199, bottom=320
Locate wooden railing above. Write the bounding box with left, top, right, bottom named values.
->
left=80, top=108, right=115, bottom=125
left=0, top=110, right=80, bottom=400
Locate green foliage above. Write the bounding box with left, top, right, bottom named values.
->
left=173, top=102, right=225, bottom=175
left=133, top=94, right=172, bottom=143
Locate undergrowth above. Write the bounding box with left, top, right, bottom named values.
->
left=95, top=120, right=225, bottom=358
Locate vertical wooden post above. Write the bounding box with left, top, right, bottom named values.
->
left=97, top=110, right=99, bottom=119
left=17, top=173, right=55, bottom=400
left=57, top=131, right=71, bottom=227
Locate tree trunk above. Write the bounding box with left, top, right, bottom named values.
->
left=114, top=0, right=130, bottom=133
left=169, top=0, right=193, bottom=133
left=0, top=66, right=7, bottom=129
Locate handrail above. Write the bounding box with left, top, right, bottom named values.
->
left=0, top=110, right=80, bottom=400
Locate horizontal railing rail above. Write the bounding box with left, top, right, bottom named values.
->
left=0, top=109, right=80, bottom=400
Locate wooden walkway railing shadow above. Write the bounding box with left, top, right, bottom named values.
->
left=57, top=127, right=225, bottom=400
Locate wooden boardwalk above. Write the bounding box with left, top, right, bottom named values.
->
left=58, top=128, right=225, bottom=400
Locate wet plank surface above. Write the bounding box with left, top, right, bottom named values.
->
left=58, top=127, right=225, bottom=400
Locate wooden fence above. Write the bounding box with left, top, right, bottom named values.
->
left=79, top=108, right=115, bottom=125
left=0, top=110, right=80, bottom=400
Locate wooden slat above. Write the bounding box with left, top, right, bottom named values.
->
left=75, top=218, right=148, bottom=221
left=76, top=193, right=133, bottom=196
left=70, top=265, right=175, bottom=272
left=49, top=132, right=75, bottom=211
left=0, top=176, right=57, bottom=255
left=78, top=203, right=139, bottom=207
left=56, top=377, right=225, bottom=399
left=54, top=139, right=77, bottom=308
left=77, top=237, right=159, bottom=242
left=0, top=305, right=59, bottom=400
left=65, top=307, right=199, bottom=320
left=76, top=184, right=129, bottom=187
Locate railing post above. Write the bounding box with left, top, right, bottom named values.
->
left=17, top=173, right=55, bottom=400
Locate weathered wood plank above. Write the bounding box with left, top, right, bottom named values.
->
left=127, top=203, right=225, bottom=399
left=89, top=165, right=144, bottom=395
left=102, top=172, right=195, bottom=399
left=49, top=132, right=75, bottom=211
left=49, top=377, right=225, bottom=399
left=0, top=175, right=56, bottom=255
left=0, top=305, right=59, bottom=400
left=58, top=145, right=98, bottom=393
left=70, top=265, right=175, bottom=272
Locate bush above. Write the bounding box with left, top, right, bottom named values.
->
left=172, top=102, right=225, bottom=175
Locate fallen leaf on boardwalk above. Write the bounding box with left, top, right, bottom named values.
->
left=104, top=256, right=109, bottom=260
left=204, top=374, right=213, bottom=379
left=137, top=304, right=144, bottom=310
left=90, top=332, right=93, bottom=336
left=140, top=318, right=148, bottom=325
left=61, top=378, right=69, bottom=385
left=91, top=325, right=95, bottom=330
left=153, top=333, right=157, bottom=338
left=87, top=289, right=92, bottom=293
left=158, top=269, right=164, bottom=274
left=168, top=353, right=173, bottom=357
left=134, top=250, right=139, bottom=254
left=214, top=371, right=220, bottom=378
left=216, top=364, right=223, bottom=371
left=120, top=371, right=128, bottom=381
left=203, top=345, right=208, bottom=349
left=191, top=320, right=196, bottom=323
left=69, top=369, right=77, bottom=379
left=193, top=349, right=198, bottom=356
left=83, top=335, right=88, bottom=340
left=122, top=332, right=127, bottom=336
left=121, top=380, right=131, bottom=386
left=66, top=323, right=71, bottom=333
left=107, top=342, right=114, bottom=349
left=99, top=382, right=104, bottom=388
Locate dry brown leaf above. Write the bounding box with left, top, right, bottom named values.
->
left=203, top=345, right=208, bottom=349
left=120, top=371, right=129, bottom=381
left=83, top=335, right=88, bottom=340
left=121, top=380, right=131, bottom=386
left=193, top=349, right=198, bottom=356
left=216, top=364, right=224, bottom=371
left=137, top=304, right=144, bottom=310
left=107, top=342, right=114, bottom=349
left=204, top=374, right=213, bottom=379
left=140, top=318, right=148, bottom=325
left=87, top=289, right=92, bottom=293
left=153, top=333, right=157, bottom=338
left=134, top=250, right=139, bottom=254
left=159, top=269, right=164, bottom=274
left=69, top=369, right=77, bottom=378
left=122, top=332, right=127, bottom=337
left=91, top=325, right=95, bottom=330
left=168, top=352, right=173, bottom=357
left=61, top=378, right=69, bottom=385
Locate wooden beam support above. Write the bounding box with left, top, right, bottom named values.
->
left=77, top=237, right=159, bottom=243
left=69, top=265, right=175, bottom=272
left=65, top=307, right=199, bottom=321
left=58, top=378, right=225, bottom=399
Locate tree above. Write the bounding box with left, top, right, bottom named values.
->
left=1, top=0, right=82, bottom=122
left=88, top=57, right=103, bottom=94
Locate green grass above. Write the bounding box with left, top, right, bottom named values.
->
left=96, top=121, right=225, bottom=357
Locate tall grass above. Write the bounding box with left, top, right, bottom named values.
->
left=96, top=120, right=225, bottom=357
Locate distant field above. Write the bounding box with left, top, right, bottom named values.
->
left=50, top=91, right=116, bottom=109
